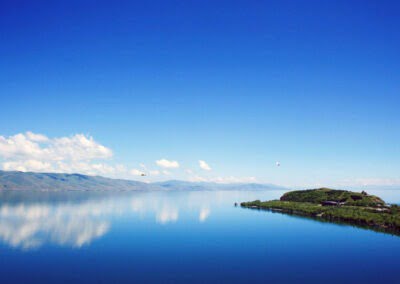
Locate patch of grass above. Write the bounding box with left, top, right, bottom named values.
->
left=279, top=188, right=385, bottom=207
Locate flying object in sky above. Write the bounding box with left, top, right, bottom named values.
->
left=276, top=162, right=281, bottom=167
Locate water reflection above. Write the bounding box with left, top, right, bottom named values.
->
left=199, top=207, right=210, bottom=222
left=156, top=207, right=179, bottom=224
left=0, top=190, right=286, bottom=249
left=0, top=200, right=111, bottom=249
left=4, top=188, right=394, bottom=250
left=0, top=191, right=254, bottom=249
left=129, top=194, right=180, bottom=224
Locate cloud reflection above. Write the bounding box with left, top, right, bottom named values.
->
left=156, top=207, right=179, bottom=224
left=0, top=190, right=257, bottom=250
left=199, top=208, right=210, bottom=222
left=0, top=201, right=110, bottom=249
left=130, top=196, right=180, bottom=224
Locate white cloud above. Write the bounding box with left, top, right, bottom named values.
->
left=0, top=133, right=44, bottom=159
left=188, top=175, right=257, bottom=184
left=212, top=176, right=257, bottom=184
left=0, top=132, right=261, bottom=184
left=130, top=169, right=145, bottom=176
left=0, top=132, right=112, bottom=162
left=56, top=161, right=120, bottom=176
left=188, top=175, right=208, bottom=182
left=3, top=160, right=53, bottom=172
left=115, top=164, right=127, bottom=173
left=2, top=160, right=124, bottom=177
left=199, top=160, right=211, bottom=171
left=338, top=178, right=400, bottom=187
left=0, top=132, right=112, bottom=161
left=0, top=132, right=118, bottom=176
left=26, top=132, right=49, bottom=142
left=156, top=159, right=180, bottom=169
left=50, top=134, right=112, bottom=161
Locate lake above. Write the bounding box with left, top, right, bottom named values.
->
left=0, top=189, right=399, bottom=283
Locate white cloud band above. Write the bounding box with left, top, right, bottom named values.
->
left=156, top=159, right=180, bottom=169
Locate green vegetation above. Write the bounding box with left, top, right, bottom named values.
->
left=241, top=188, right=400, bottom=236
left=280, top=188, right=385, bottom=207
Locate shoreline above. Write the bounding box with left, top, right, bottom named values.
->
left=240, top=187, right=400, bottom=237
left=241, top=202, right=400, bottom=237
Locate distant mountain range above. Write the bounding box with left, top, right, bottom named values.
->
left=0, top=170, right=152, bottom=191
left=0, top=170, right=285, bottom=191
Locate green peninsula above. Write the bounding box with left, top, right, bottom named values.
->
left=241, top=188, right=400, bottom=235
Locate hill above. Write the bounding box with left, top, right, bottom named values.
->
left=280, top=188, right=385, bottom=207
left=0, top=170, right=284, bottom=191
left=0, top=170, right=157, bottom=191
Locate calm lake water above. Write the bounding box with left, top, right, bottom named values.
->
left=0, top=189, right=399, bottom=283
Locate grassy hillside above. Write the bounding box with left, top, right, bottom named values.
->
left=280, top=188, right=385, bottom=207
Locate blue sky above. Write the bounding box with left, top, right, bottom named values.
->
left=1, top=0, right=399, bottom=187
